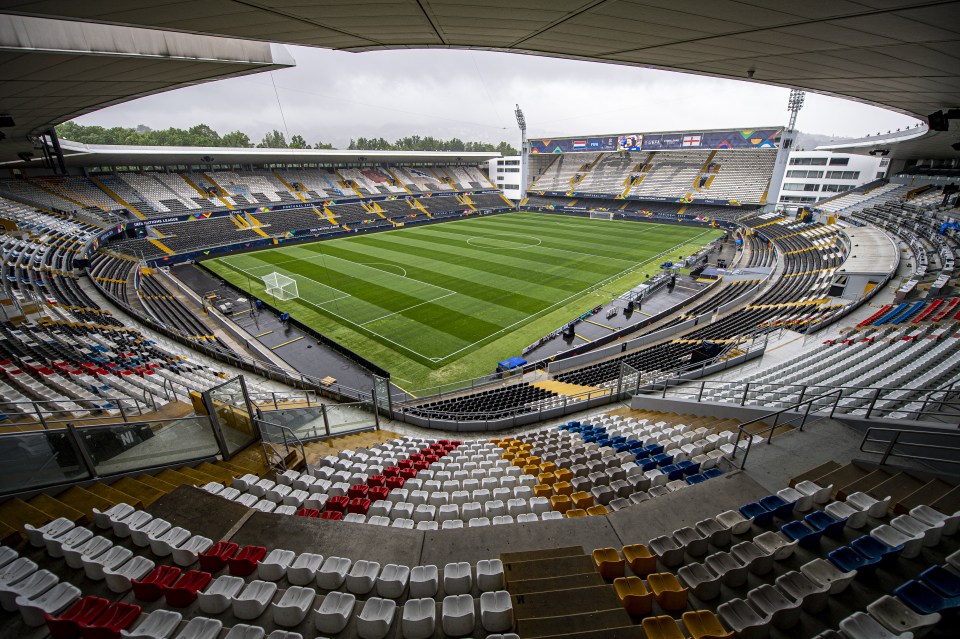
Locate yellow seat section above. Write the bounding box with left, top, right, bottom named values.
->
left=592, top=547, right=625, bottom=580
left=565, top=508, right=588, bottom=518
left=538, top=472, right=556, bottom=486
left=571, top=491, right=594, bottom=509
left=554, top=468, right=574, bottom=483
left=641, top=615, right=685, bottom=639
left=587, top=505, right=609, bottom=516
left=523, top=464, right=540, bottom=476
left=533, top=484, right=553, bottom=498
left=550, top=495, right=572, bottom=513
left=682, top=610, right=735, bottom=639
left=539, top=461, right=558, bottom=474
left=614, top=576, right=653, bottom=616
left=648, top=572, right=689, bottom=611
left=623, top=544, right=657, bottom=576
left=553, top=481, right=573, bottom=496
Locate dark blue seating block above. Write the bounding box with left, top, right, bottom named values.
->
left=804, top=510, right=847, bottom=538
left=644, top=444, right=664, bottom=456
left=652, top=453, right=674, bottom=467
left=596, top=438, right=612, bottom=448
left=740, top=502, right=774, bottom=527
left=640, top=459, right=659, bottom=472
left=609, top=436, right=627, bottom=446
left=703, top=468, right=723, bottom=479
left=851, top=535, right=902, bottom=564
left=760, top=494, right=795, bottom=519
left=614, top=443, right=634, bottom=454
left=828, top=546, right=875, bottom=576
left=920, top=565, right=960, bottom=599
left=662, top=465, right=685, bottom=481
left=781, top=520, right=823, bottom=549
left=895, top=580, right=951, bottom=615
left=634, top=449, right=650, bottom=461
left=686, top=474, right=707, bottom=485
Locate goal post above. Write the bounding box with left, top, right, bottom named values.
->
left=589, top=211, right=614, bottom=220
left=262, top=272, right=299, bottom=301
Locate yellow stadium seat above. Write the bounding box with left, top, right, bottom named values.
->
left=539, top=461, right=558, bottom=474
left=586, top=505, right=609, bottom=517
left=648, top=572, right=689, bottom=611
left=550, top=495, right=572, bottom=513
left=641, top=615, right=684, bottom=639
left=622, top=544, right=657, bottom=576
left=682, top=610, right=735, bottom=639
left=533, top=484, right=553, bottom=498
left=570, top=491, right=594, bottom=509
left=592, top=547, right=624, bottom=580
left=538, top=472, right=556, bottom=486
left=553, top=481, right=573, bottom=496
left=614, top=576, right=653, bottom=615
left=565, top=508, right=588, bottom=518
left=554, top=468, right=574, bottom=483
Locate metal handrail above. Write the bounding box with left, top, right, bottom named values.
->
left=860, top=426, right=960, bottom=466
left=729, top=387, right=844, bottom=469
left=256, top=417, right=308, bottom=472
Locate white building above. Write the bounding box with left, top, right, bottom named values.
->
left=776, top=150, right=889, bottom=209
left=487, top=156, right=522, bottom=200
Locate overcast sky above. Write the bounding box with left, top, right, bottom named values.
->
left=75, top=46, right=922, bottom=149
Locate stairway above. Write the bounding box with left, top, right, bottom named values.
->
left=503, top=546, right=641, bottom=638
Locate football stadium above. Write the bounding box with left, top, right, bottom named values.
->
left=0, top=2, right=959, bottom=639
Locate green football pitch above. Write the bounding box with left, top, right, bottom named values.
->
left=203, top=212, right=721, bottom=392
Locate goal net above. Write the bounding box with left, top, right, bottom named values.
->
left=262, top=272, right=299, bottom=301
left=590, top=211, right=614, bottom=220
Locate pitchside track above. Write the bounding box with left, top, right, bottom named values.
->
left=204, top=212, right=721, bottom=386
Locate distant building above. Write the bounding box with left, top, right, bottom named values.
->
left=776, top=150, right=889, bottom=209
left=487, top=156, right=522, bottom=200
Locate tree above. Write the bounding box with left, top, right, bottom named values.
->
left=288, top=134, right=308, bottom=149
left=257, top=129, right=288, bottom=148
left=313, top=141, right=335, bottom=149
left=221, top=130, right=253, bottom=147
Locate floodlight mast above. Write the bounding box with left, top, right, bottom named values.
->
left=787, top=89, right=805, bottom=132
left=766, top=89, right=806, bottom=213
left=515, top=103, right=528, bottom=202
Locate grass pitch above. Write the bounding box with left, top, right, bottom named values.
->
left=203, top=212, right=721, bottom=391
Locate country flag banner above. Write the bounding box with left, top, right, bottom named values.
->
left=572, top=140, right=586, bottom=150
left=682, top=135, right=702, bottom=147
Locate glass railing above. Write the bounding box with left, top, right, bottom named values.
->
left=77, top=417, right=222, bottom=477
left=0, top=429, right=90, bottom=493
left=258, top=400, right=378, bottom=441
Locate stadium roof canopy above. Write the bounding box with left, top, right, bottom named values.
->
left=1, top=1, right=959, bottom=160
left=42, top=141, right=499, bottom=167
left=0, top=13, right=294, bottom=161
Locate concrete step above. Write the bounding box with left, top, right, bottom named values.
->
left=836, top=468, right=895, bottom=500
left=868, top=472, right=929, bottom=512
left=789, top=460, right=841, bottom=488
left=894, top=477, right=956, bottom=514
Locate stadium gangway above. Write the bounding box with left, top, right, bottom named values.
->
left=728, top=388, right=844, bottom=470
left=646, top=379, right=960, bottom=423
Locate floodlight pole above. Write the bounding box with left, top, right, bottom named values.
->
left=766, top=89, right=806, bottom=213
left=515, top=103, right=528, bottom=203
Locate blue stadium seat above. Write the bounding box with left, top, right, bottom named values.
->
left=895, top=580, right=957, bottom=615
left=781, top=520, right=822, bottom=549
left=851, top=534, right=902, bottom=564
left=702, top=468, right=723, bottom=480
left=686, top=473, right=707, bottom=485
left=920, top=565, right=960, bottom=599
left=828, top=546, right=875, bottom=576
left=759, top=495, right=794, bottom=519
left=804, top=510, right=846, bottom=538
left=739, top=502, right=773, bottom=527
